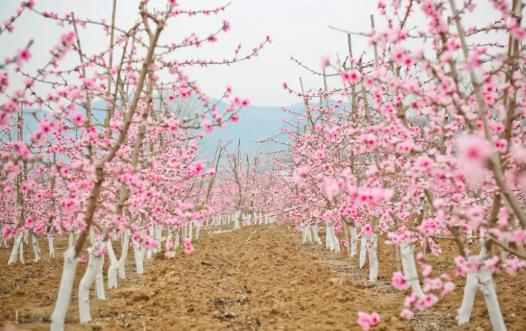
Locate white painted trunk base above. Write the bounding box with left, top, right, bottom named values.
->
left=118, top=230, right=130, bottom=280
left=234, top=211, right=241, bottom=230
left=95, top=253, right=106, bottom=300
left=350, top=226, right=357, bottom=257
left=106, top=241, right=119, bottom=289
left=368, top=234, right=378, bottom=281
left=133, top=244, right=146, bottom=274
left=311, top=225, right=322, bottom=244
left=325, top=223, right=341, bottom=253
left=359, top=235, right=367, bottom=268
left=78, top=253, right=103, bottom=323
left=195, top=222, right=201, bottom=240
left=458, top=267, right=506, bottom=330
left=32, top=234, right=41, bottom=262
left=8, top=233, right=23, bottom=265
left=50, top=247, right=80, bottom=331
left=48, top=236, right=56, bottom=259
left=400, top=242, right=424, bottom=298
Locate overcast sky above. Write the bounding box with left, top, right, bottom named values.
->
left=1, top=0, right=500, bottom=107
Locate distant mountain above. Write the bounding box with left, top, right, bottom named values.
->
left=197, top=99, right=352, bottom=161
left=198, top=102, right=292, bottom=161
left=9, top=99, right=305, bottom=162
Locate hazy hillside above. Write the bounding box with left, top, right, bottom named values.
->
left=10, top=100, right=298, bottom=162
left=198, top=102, right=295, bottom=160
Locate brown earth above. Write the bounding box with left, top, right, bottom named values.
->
left=1, top=224, right=525, bottom=330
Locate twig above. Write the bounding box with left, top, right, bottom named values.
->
left=271, top=298, right=293, bottom=319
left=244, top=230, right=257, bottom=244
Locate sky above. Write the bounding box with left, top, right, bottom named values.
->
left=1, top=0, right=502, bottom=107
left=0, top=0, right=380, bottom=107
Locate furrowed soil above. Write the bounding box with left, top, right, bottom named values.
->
left=1, top=224, right=525, bottom=330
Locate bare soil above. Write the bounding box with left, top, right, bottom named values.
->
left=1, top=225, right=525, bottom=330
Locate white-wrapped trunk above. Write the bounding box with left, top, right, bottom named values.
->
left=187, top=222, right=193, bottom=240
left=155, top=225, right=163, bottom=253
left=368, top=234, right=378, bottom=281
left=325, top=223, right=340, bottom=253
left=95, top=253, right=106, bottom=300
left=106, top=240, right=119, bottom=289
left=458, top=249, right=506, bottom=330
left=302, top=225, right=313, bottom=244
left=325, top=222, right=332, bottom=250
left=311, top=224, right=322, bottom=244
left=50, top=247, right=80, bottom=331
left=118, top=230, right=130, bottom=280
left=400, top=241, right=424, bottom=298
left=166, top=230, right=173, bottom=252
left=234, top=211, right=241, bottom=230
left=78, top=253, right=103, bottom=323
left=343, top=222, right=352, bottom=258
left=8, top=233, right=23, bottom=265
left=305, top=225, right=313, bottom=243
left=146, top=227, right=155, bottom=259
left=32, top=234, right=41, bottom=262
left=331, top=225, right=341, bottom=253
left=480, top=271, right=507, bottom=331
left=195, top=222, right=201, bottom=240
left=18, top=235, right=25, bottom=264
left=48, top=235, right=55, bottom=259
left=174, top=230, right=180, bottom=250
left=133, top=244, right=146, bottom=274
left=359, top=235, right=367, bottom=268
left=350, top=226, right=357, bottom=257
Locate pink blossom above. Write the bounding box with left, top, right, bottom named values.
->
left=320, top=55, right=330, bottom=70
left=18, top=49, right=31, bottom=62
left=82, top=78, right=97, bottom=90
left=356, top=311, right=380, bottom=330
left=190, top=161, right=204, bottom=175
left=392, top=271, right=409, bottom=290
left=183, top=238, right=193, bottom=255
left=415, top=294, right=438, bottom=311
left=400, top=309, right=413, bottom=320
left=323, top=177, right=340, bottom=199
left=457, top=133, right=491, bottom=162
left=363, top=223, right=373, bottom=235
left=72, top=112, right=86, bottom=125
left=504, top=257, right=526, bottom=276
left=341, top=70, right=362, bottom=83
left=441, top=281, right=455, bottom=296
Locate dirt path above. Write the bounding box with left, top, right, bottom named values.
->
left=1, top=225, right=525, bottom=330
